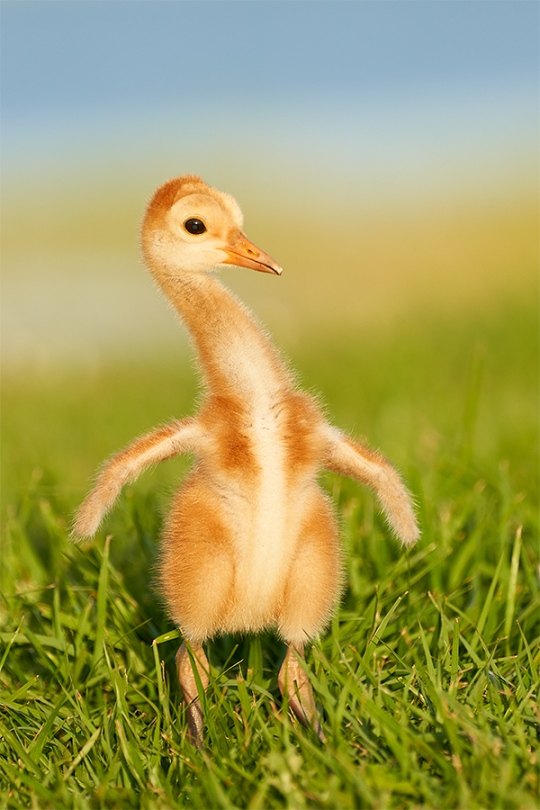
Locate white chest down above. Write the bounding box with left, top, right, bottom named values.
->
left=233, top=411, right=293, bottom=613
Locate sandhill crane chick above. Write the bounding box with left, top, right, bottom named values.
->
left=73, top=175, right=419, bottom=746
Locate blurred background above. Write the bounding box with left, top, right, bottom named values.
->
left=1, top=9, right=538, bottom=797
left=1, top=0, right=537, bottom=370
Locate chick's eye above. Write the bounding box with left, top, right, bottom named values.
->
left=184, top=218, right=207, bottom=235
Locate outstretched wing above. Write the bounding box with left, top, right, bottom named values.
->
left=319, top=424, right=420, bottom=547
left=72, top=418, right=204, bottom=541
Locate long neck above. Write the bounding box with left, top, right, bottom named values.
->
left=162, top=272, right=291, bottom=402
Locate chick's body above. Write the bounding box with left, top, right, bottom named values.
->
left=161, top=388, right=342, bottom=645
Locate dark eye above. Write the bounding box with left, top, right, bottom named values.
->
left=184, top=218, right=207, bottom=235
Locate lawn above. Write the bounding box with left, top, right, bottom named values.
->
left=1, top=294, right=538, bottom=808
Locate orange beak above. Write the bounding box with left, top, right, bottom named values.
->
left=223, top=232, right=282, bottom=276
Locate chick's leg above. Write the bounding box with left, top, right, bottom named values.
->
left=278, top=644, right=326, bottom=742
left=176, top=641, right=210, bottom=749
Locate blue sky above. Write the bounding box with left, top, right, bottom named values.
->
left=1, top=1, right=538, bottom=204
left=2, top=1, right=537, bottom=118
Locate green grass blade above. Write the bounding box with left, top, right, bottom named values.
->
left=471, top=547, right=506, bottom=651
left=92, top=535, right=111, bottom=670
left=504, top=525, right=523, bottom=639
left=62, top=726, right=101, bottom=781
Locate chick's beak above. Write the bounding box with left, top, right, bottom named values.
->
left=223, top=232, right=282, bottom=276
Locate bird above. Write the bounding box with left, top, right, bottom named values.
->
left=73, top=174, right=419, bottom=747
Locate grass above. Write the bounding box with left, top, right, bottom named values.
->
left=1, top=299, right=538, bottom=808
